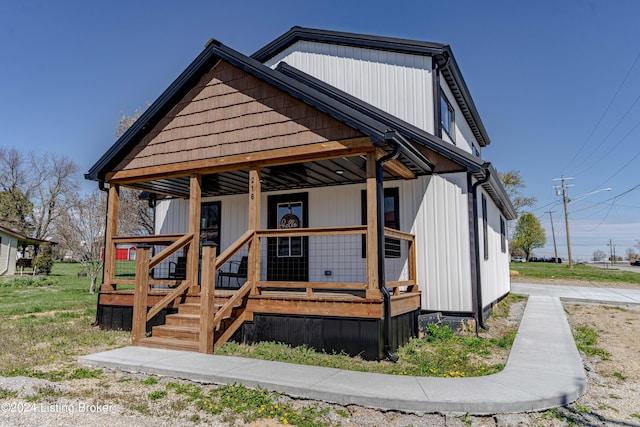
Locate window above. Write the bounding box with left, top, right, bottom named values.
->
left=440, top=92, right=455, bottom=141
left=361, top=188, right=401, bottom=258
left=200, top=201, right=221, bottom=249
left=276, top=202, right=303, bottom=257
left=500, top=217, right=506, bottom=253
left=482, top=195, right=489, bottom=260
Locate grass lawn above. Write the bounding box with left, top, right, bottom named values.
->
left=0, top=262, right=521, bottom=379
left=0, top=262, right=99, bottom=317
left=510, top=262, right=640, bottom=285
left=0, top=262, right=130, bottom=374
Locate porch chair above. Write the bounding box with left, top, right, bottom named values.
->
left=168, top=256, right=187, bottom=280
left=216, top=256, right=248, bottom=289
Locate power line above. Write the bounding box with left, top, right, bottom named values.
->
left=573, top=98, right=640, bottom=175
left=563, top=50, right=640, bottom=173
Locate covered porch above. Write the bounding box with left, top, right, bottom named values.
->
left=85, top=46, right=442, bottom=359
left=97, top=144, right=422, bottom=359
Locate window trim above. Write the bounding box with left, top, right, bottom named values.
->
left=440, top=91, right=455, bottom=142
left=361, top=187, right=401, bottom=258
left=482, top=195, right=489, bottom=260
left=500, top=216, right=506, bottom=253
left=200, top=201, right=222, bottom=250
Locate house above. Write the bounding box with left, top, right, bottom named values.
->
left=86, top=27, right=515, bottom=360
left=0, top=225, right=53, bottom=276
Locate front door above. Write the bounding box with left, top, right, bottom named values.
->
left=267, top=193, right=308, bottom=281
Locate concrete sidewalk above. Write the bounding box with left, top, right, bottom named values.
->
left=80, top=288, right=600, bottom=415
left=511, top=282, right=640, bottom=305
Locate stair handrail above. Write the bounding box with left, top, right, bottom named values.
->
left=132, top=233, right=193, bottom=345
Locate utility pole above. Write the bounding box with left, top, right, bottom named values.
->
left=552, top=176, right=574, bottom=268
left=545, top=211, right=558, bottom=263
left=608, top=240, right=616, bottom=265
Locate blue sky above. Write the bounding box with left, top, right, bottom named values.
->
left=1, top=0, right=639, bottom=261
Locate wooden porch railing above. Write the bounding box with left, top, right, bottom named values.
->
left=128, top=226, right=418, bottom=352
left=384, top=227, right=419, bottom=295
left=131, top=233, right=194, bottom=345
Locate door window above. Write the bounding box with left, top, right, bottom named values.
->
left=277, top=202, right=303, bottom=257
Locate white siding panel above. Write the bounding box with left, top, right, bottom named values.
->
left=153, top=175, right=476, bottom=313
left=399, top=174, right=472, bottom=313
left=265, top=41, right=435, bottom=134
left=0, top=234, right=18, bottom=276
left=479, top=189, right=511, bottom=307
left=440, top=77, right=478, bottom=155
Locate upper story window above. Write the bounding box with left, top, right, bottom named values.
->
left=440, top=92, right=455, bottom=142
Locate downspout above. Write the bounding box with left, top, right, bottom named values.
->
left=470, top=165, right=491, bottom=333
left=377, top=136, right=401, bottom=362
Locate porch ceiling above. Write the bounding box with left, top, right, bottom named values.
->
left=132, top=155, right=416, bottom=198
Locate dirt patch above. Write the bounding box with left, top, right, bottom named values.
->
left=2, top=281, right=640, bottom=426
left=564, top=303, right=640, bottom=425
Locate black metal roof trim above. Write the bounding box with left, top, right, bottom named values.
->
left=276, top=62, right=482, bottom=172
left=472, top=163, right=517, bottom=220
left=87, top=40, right=427, bottom=182
left=436, top=54, right=490, bottom=147
left=252, top=26, right=447, bottom=62
left=277, top=62, right=514, bottom=219
left=253, top=26, right=490, bottom=147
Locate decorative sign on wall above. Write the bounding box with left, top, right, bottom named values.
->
left=278, top=204, right=301, bottom=229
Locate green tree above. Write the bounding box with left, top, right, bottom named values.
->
left=33, top=244, right=54, bottom=275
left=511, top=213, right=546, bottom=260
left=497, top=170, right=536, bottom=216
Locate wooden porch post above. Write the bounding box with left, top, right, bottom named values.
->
left=199, top=244, right=217, bottom=353
left=103, top=184, right=119, bottom=292
left=365, top=152, right=380, bottom=299
left=132, top=244, right=151, bottom=345
left=188, top=174, right=202, bottom=294
left=248, top=168, right=261, bottom=295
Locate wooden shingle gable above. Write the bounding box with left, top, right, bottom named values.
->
left=114, top=61, right=365, bottom=174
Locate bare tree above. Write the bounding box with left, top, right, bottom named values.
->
left=55, top=190, right=106, bottom=293
left=592, top=249, right=606, bottom=262
left=0, top=147, right=78, bottom=240
left=114, top=109, right=154, bottom=236
left=30, top=153, right=79, bottom=240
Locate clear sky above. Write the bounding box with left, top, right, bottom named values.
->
left=1, top=0, right=639, bottom=261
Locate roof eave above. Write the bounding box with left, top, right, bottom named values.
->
left=252, top=26, right=447, bottom=62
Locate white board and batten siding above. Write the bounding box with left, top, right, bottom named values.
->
left=263, top=41, right=436, bottom=135
left=478, top=188, right=511, bottom=308
left=0, top=233, right=18, bottom=276
left=155, top=172, right=476, bottom=313
left=439, top=77, right=479, bottom=156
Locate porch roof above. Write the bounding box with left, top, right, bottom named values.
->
left=86, top=40, right=432, bottom=186
left=85, top=33, right=515, bottom=219
left=0, top=225, right=56, bottom=248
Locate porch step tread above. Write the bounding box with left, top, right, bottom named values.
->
left=138, top=337, right=199, bottom=351
left=165, top=313, right=200, bottom=326
left=152, top=324, right=199, bottom=340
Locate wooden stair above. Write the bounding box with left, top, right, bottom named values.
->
left=138, top=295, right=247, bottom=352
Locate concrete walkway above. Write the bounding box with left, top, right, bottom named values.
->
left=78, top=284, right=639, bottom=415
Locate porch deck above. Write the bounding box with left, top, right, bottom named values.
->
left=97, top=225, right=421, bottom=359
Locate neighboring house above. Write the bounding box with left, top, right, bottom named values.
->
left=86, top=27, right=515, bottom=359
left=0, top=225, right=52, bottom=276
